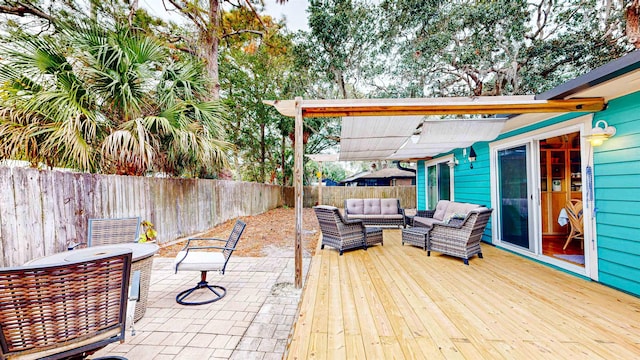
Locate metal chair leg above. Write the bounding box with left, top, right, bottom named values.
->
left=176, top=271, right=227, bottom=305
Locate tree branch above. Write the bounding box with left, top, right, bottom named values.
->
left=221, top=29, right=264, bottom=39
left=0, top=2, right=54, bottom=23
left=165, top=0, right=207, bottom=33
left=244, top=0, right=267, bottom=30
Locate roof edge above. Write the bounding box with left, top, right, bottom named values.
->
left=536, top=50, right=640, bottom=100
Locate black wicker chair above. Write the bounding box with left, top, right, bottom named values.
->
left=314, top=205, right=383, bottom=255
left=174, top=219, right=246, bottom=305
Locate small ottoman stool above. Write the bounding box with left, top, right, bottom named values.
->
left=402, top=227, right=430, bottom=251
left=365, top=227, right=383, bottom=248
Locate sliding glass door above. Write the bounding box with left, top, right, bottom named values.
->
left=497, top=144, right=534, bottom=251
left=426, top=161, right=452, bottom=209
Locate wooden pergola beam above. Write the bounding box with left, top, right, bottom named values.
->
left=264, top=96, right=605, bottom=118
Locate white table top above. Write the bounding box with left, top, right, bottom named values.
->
left=25, top=243, right=159, bottom=265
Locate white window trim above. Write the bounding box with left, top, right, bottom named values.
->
left=424, top=154, right=456, bottom=205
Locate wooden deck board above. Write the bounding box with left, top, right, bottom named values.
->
left=286, top=230, right=640, bottom=359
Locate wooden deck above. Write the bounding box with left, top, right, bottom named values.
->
left=286, top=229, right=640, bottom=359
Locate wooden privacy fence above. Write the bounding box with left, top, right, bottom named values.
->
left=283, top=186, right=416, bottom=208
left=0, top=167, right=283, bottom=267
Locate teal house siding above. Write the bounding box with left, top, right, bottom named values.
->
left=591, top=91, right=640, bottom=296
left=416, top=161, right=426, bottom=210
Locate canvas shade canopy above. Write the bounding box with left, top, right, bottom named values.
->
left=340, top=116, right=507, bottom=161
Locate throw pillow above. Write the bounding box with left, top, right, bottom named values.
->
left=445, top=213, right=467, bottom=224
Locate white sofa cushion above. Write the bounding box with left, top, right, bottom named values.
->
left=413, top=217, right=443, bottom=228
left=346, top=199, right=364, bottom=214
left=433, top=200, right=450, bottom=220
left=175, top=251, right=225, bottom=272
left=364, top=199, right=381, bottom=214
left=380, top=199, right=398, bottom=215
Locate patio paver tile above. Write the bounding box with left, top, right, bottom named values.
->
left=119, top=344, right=164, bottom=360
left=228, top=326, right=247, bottom=336
left=226, top=335, right=242, bottom=349
left=263, top=352, right=284, bottom=360
left=230, top=350, right=265, bottom=360
left=139, top=331, right=171, bottom=345
left=244, top=323, right=276, bottom=338
left=213, top=348, right=234, bottom=358
left=188, top=333, right=217, bottom=348
left=160, top=346, right=184, bottom=355
left=236, top=336, right=261, bottom=351
left=160, top=332, right=194, bottom=347
left=199, top=319, right=235, bottom=334
left=172, top=346, right=215, bottom=360
left=257, top=338, right=277, bottom=352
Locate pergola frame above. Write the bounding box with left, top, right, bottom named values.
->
left=266, top=95, right=605, bottom=288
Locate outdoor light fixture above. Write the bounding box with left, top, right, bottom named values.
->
left=447, top=157, right=458, bottom=168
left=468, top=146, right=477, bottom=169
left=585, top=119, right=616, bottom=147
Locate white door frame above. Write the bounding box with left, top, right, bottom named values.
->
left=424, top=154, right=456, bottom=207
left=489, top=114, right=598, bottom=279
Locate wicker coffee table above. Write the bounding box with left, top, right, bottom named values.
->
left=402, top=227, right=430, bottom=251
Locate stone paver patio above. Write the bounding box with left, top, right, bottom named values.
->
left=94, top=253, right=310, bottom=359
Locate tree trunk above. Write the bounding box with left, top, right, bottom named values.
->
left=260, top=123, right=266, bottom=183
left=204, top=0, right=221, bottom=99
left=332, top=68, right=347, bottom=99
left=128, top=0, right=139, bottom=27
left=627, top=1, right=640, bottom=49
left=281, top=135, right=286, bottom=185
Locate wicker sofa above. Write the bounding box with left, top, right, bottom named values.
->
left=414, top=200, right=493, bottom=265
left=344, top=198, right=406, bottom=228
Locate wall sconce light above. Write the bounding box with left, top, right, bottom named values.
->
left=585, top=119, right=616, bottom=147
left=468, top=146, right=477, bottom=169
left=447, top=157, right=458, bottom=168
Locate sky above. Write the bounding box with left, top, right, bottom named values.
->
left=140, top=0, right=310, bottom=32
left=263, top=0, right=310, bottom=32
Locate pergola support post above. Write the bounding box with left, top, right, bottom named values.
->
left=294, top=96, right=303, bottom=289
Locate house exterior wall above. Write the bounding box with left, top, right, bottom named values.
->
left=416, top=90, right=640, bottom=297
left=590, top=91, right=640, bottom=297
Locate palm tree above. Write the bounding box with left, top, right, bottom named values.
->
left=0, top=19, right=231, bottom=176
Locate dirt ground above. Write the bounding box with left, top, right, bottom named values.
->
left=157, top=207, right=321, bottom=258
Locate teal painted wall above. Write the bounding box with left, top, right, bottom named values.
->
left=417, top=161, right=425, bottom=210
left=591, top=91, right=640, bottom=297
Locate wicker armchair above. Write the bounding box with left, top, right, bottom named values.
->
left=88, top=217, right=141, bottom=246
left=428, top=207, right=493, bottom=265
left=313, top=205, right=383, bottom=255
left=0, top=250, right=132, bottom=360
left=563, top=199, right=584, bottom=250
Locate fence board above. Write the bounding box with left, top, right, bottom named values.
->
left=39, top=171, right=57, bottom=254
left=0, top=167, right=17, bottom=266
left=24, top=168, right=44, bottom=260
